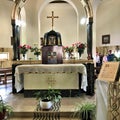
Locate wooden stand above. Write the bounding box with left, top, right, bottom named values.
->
left=42, top=46, right=63, bottom=64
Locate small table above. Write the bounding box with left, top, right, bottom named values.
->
left=33, top=101, right=61, bottom=120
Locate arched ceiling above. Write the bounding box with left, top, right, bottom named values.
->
left=10, top=0, right=93, bottom=20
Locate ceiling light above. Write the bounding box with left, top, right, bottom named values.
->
left=80, top=17, right=86, bottom=25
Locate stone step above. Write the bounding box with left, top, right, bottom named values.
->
left=11, top=117, right=77, bottom=120
left=10, top=111, right=78, bottom=120
left=11, top=111, right=75, bottom=118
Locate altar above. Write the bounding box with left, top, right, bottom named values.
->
left=14, top=64, right=87, bottom=97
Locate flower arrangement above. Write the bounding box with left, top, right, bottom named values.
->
left=63, top=45, right=74, bottom=53
left=30, top=47, right=41, bottom=56
left=19, top=44, right=31, bottom=55
left=75, top=42, right=86, bottom=56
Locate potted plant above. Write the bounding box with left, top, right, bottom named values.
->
left=34, top=88, right=62, bottom=110
left=30, top=45, right=41, bottom=60
left=73, top=102, right=96, bottom=120
left=0, top=95, right=13, bottom=120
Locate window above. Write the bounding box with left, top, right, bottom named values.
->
left=0, top=52, right=9, bottom=60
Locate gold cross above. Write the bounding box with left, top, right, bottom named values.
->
left=47, top=75, right=56, bottom=88
left=47, top=11, right=59, bottom=30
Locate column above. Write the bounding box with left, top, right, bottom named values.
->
left=11, top=19, right=20, bottom=60
left=87, top=17, right=93, bottom=59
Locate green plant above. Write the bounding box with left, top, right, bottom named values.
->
left=63, top=46, right=74, bottom=53
left=73, top=102, right=96, bottom=120
left=34, top=88, right=62, bottom=102
left=30, top=46, right=41, bottom=56
left=0, top=95, right=13, bottom=119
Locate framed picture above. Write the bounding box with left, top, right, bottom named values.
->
left=102, top=34, right=110, bottom=44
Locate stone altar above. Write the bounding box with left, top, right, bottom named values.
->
left=14, top=64, right=87, bottom=97
left=12, top=59, right=95, bottom=96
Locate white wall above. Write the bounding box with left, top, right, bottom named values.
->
left=0, top=0, right=86, bottom=48
left=96, top=0, right=120, bottom=46
left=40, top=3, right=77, bottom=46
left=1, top=0, right=120, bottom=58
left=0, top=0, right=13, bottom=48
left=24, top=0, right=87, bottom=46
left=22, top=0, right=87, bottom=58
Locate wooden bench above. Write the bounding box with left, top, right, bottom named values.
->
left=0, top=67, right=12, bottom=84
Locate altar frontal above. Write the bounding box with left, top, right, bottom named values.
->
left=15, top=64, right=87, bottom=96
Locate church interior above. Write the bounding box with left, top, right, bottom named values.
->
left=0, top=0, right=120, bottom=120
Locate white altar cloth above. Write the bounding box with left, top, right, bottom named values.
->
left=15, top=64, right=87, bottom=92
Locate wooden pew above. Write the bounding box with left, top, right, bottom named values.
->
left=0, top=67, right=12, bottom=84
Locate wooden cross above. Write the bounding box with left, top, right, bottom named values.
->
left=47, top=11, right=59, bottom=30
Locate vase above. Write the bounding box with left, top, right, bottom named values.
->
left=36, top=55, right=40, bottom=60
left=65, top=52, right=72, bottom=59
left=78, top=52, right=82, bottom=59
left=21, top=54, right=27, bottom=60
left=65, top=52, right=69, bottom=60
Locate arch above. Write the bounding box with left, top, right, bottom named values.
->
left=11, top=0, right=27, bottom=60
left=11, top=0, right=93, bottom=60
left=80, top=0, right=93, bottom=18
left=37, top=0, right=93, bottom=59
left=11, top=0, right=27, bottom=20
left=38, top=0, right=80, bottom=48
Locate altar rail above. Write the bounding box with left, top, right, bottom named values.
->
left=12, top=59, right=95, bottom=96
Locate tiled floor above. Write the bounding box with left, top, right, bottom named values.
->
left=0, top=82, right=96, bottom=120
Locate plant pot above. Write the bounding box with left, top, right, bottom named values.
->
left=40, top=99, right=53, bottom=110
left=0, top=109, right=6, bottom=120
left=81, top=111, right=91, bottom=120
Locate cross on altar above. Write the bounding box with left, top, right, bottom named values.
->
left=47, top=11, right=59, bottom=30
left=47, top=75, right=56, bottom=87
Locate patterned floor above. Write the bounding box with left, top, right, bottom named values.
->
left=0, top=82, right=96, bottom=120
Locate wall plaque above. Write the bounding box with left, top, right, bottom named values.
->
left=102, top=34, right=110, bottom=44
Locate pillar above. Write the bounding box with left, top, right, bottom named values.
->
left=87, top=17, right=93, bottom=59
left=11, top=19, right=20, bottom=60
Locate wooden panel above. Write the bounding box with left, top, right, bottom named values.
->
left=42, top=46, right=63, bottom=64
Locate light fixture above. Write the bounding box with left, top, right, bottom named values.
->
left=16, top=19, right=26, bottom=27
left=80, top=17, right=86, bottom=25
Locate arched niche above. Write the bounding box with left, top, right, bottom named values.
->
left=11, top=0, right=93, bottom=60
left=38, top=0, right=86, bottom=46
